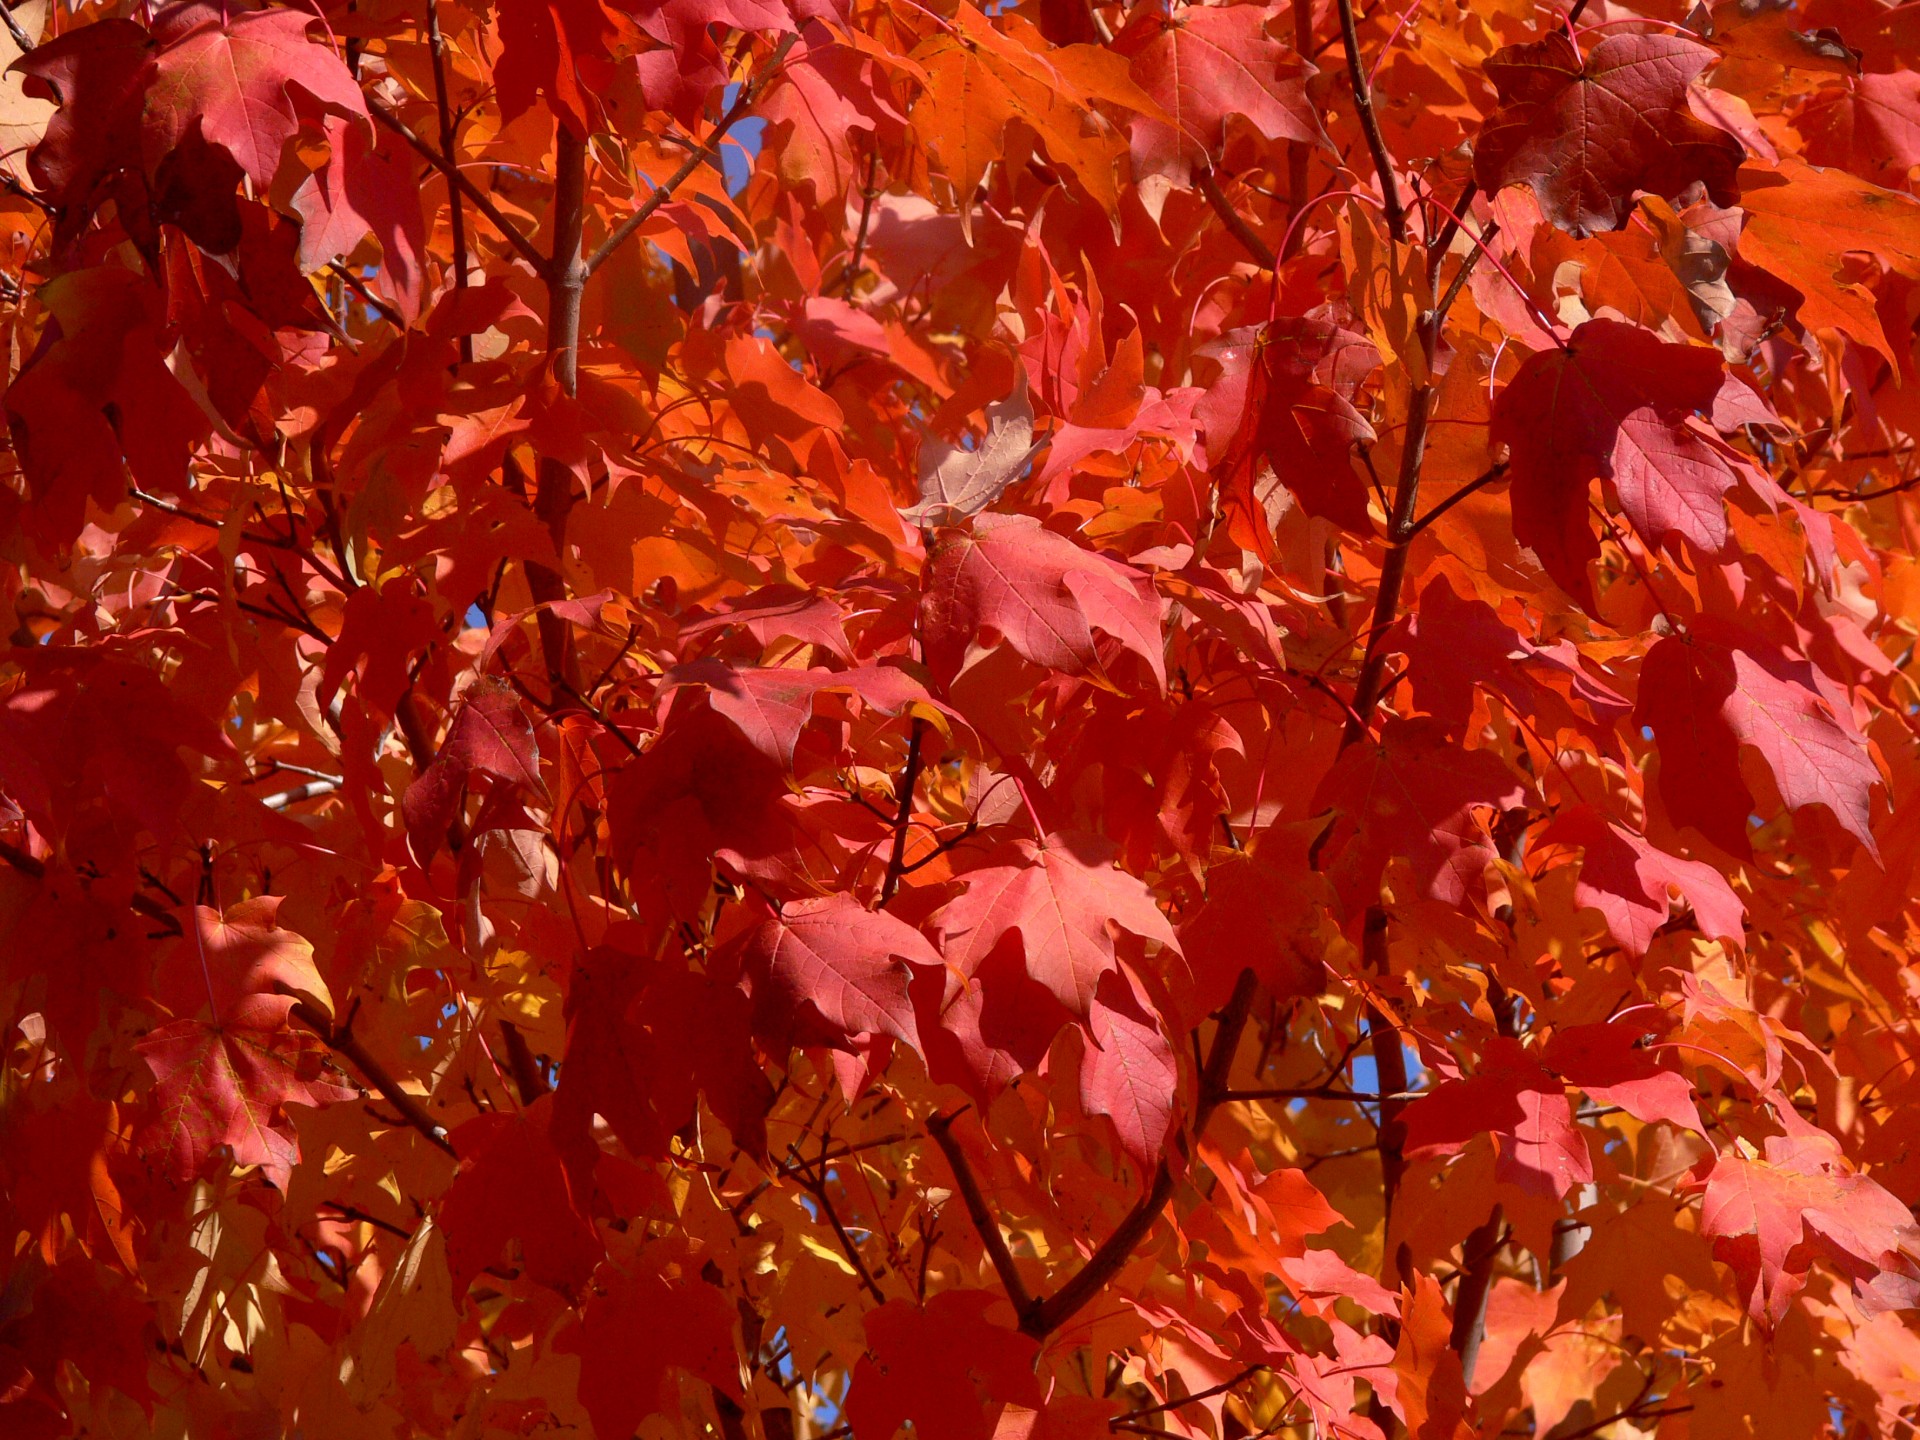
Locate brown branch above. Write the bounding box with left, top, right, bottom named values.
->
left=1340, top=248, right=1478, bottom=741
left=840, top=149, right=882, bottom=300
left=1448, top=1205, right=1504, bottom=1391
left=927, top=972, right=1261, bottom=1339
left=1213, top=1085, right=1395, bottom=1102
left=527, top=128, right=590, bottom=690
left=1284, top=0, right=1315, bottom=257
left=1361, top=912, right=1410, bottom=1247
left=318, top=1200, right=416, bottom=1241
left=925, top=1109, right=1038, bottom=1321
left=326, top=261, right=404, bottom=328
left=498, top=1020, right=551, bottom=1103
left=422, top=0, right=472, bottom=360
left=584, top=33, right=798, bottom=277
left=1404, top=461, right=1507, bottom=540
left=1021, top=967, right=1261, bottom=1338
left=1197, top=166, right=1278, bottom=269
left=0, top=0, right=34, bottom=55
left=1116, top=1365, right=1269, bottom=1422
left=291, top=1000, right=458, bottom=1157
left=880, top=717, right=928, bottom=904
left=369, top=101, right=547, bottom=274
left=793, top=1140, right=889, bottom=1305
left=1335, top=0, right=1404, bottom=240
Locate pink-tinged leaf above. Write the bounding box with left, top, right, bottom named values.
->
left=1544, top=1022, right=1703, bottom=1134
left=403, top=680, right=547, bottom=864
left=1473, top=30, right=1743, bottom=237
left=667, top=660, right=935, bottom=769
left=135, top=994, right=354, bottom=1184
left=1494, top=320, right=1752, bottom=607
left=145, top=3, right=370, bottom=188
left=922, top=514, right=1165, bottom=691
left=731, top=895, right=941, bottom=1055
left=938, top=832, right=1179, bottom=1017
left=1200, top=319, right=1381, bottom=536
left=1313, top=716, right=1526, bottom=913
left=1699, top=1131, right=1920, bottom=1327
left=1540, top=805, right=1745, bottom=955
left=288, top=114, right=429, bottom=323
left=152, top=897, right=334, bottom=1022
left=1402, top=1038, right=1594, bottom=1200
left=1079, top=984, right=1178, bottom=1173
left=678, top=584, right=853, bottom=661
left=440, top=678, right=546, bottom=792
left=1637, top=622, right=1880, bottom=857
left=1117, top=2, right=1317, bottom=182
left=1277, top=1247, right=1401, bottom=1319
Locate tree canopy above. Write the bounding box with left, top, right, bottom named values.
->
left=1, top=0, right=1918, bottom=1436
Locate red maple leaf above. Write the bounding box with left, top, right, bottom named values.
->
left=1700, top=1131, right=1920, bottom=1326
left=1493, top=319, right=1754, bottom=608
left=1473, top=29, right=1744, bottom=236
left=1636, top=620, right=1881, bottom=857
left=846, top=1290, right=1044, bottom=1440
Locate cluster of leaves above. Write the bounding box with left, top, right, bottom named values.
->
left=1, top=0, right=1920, bottom=1433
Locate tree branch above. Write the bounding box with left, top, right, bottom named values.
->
left=527, top=128, right=590, bottom=689
left=370, top=101, right=547, bottom=274
left=840, top=148, right=882, bottom=299
left=925, top=1109, right=1037, bottom=1321
left=1448, top=1205, right=1504, bottom=1391
left=422, top=0, right=473, bottom=360
left=584, top=33, right=797, bottom=277
left=0, top=0, right=34, bottom=55
left=880, top=717, right=928, bottom=904
left=1021, top=968, right=1260, bottom=1337
left=292, top=1001, right=458, bottom=1156
left=1404, top=462, right=1507, bottom=540
left=1197, top=166, right=1278, bottom=269
left=1335, top=0, right=1404, bottom=240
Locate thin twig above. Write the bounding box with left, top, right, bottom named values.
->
left=1197, top=166, right=1278, bottom=269
left=1115, top=1366, right=1269, bottom=1422
left=291, top=1001, right=457, bottom=1157
left=925, top=1109, right=1037, bottom=1321
left=0, top=0, right=33, bottom=55
left=422, top=0, right=472, bottom=360
left=840, top=149, right=882, bottom=299
left=1405, top=462, right=1507, bottom=539
left=327, top=261, right=404, bottom=328
left=1019, top=968, right=1260, bottom=1337
left=369, top=101, right=547, bottom=273
left=585, top=33, right=798, bottom=276
left=880, top=717, right=928, bottom=904
left=1335, top=0, right=1404, bottom=239
left=263, top=777, right=344, bottom=810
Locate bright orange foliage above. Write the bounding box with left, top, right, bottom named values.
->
left=0, top=0, right=1918, bottom=1436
